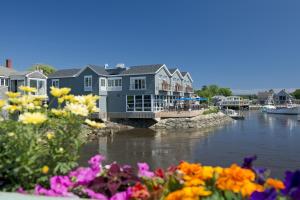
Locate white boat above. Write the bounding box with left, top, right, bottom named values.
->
left=265, top=101, right=300, bottom=115
left=222, top=109, right=245, bottom=120
left=261, top=97, right=276, bottom=112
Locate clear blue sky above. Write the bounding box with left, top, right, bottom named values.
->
left=0, top=0, right=299, bottom=90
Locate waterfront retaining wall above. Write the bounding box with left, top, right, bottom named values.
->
left=150, top=112, right=232, bottom=129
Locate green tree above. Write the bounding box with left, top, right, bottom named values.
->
left=293, top=89, right=300, bottom=99
left=29, top=64, right=56, bottom=76
left=218, top=87, right=232, bottom=96
left=195, top=85, right=233, bottom=99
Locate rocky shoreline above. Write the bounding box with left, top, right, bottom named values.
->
left=150, top=112, right=232, bottom=129
left=85, top=112, right=232, bottom=140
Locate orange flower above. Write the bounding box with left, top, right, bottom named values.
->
left=166, top=186, right=211, bottom=200
left=178, top=162, right=214, bottom=186
left=266, top=178, right=285, bottom=190
left=216, top=164, right=263, bottom=196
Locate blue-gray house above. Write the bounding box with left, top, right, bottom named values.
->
left=47, top=64, right=194, bottom=120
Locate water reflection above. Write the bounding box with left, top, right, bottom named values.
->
left=80, top=112, right=300, bottom=178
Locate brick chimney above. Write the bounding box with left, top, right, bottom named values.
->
left=5, top=59, right=12, bottom=69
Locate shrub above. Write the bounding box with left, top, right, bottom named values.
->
left=0, top=86, right=105, bottom=191
left=203, top=107, right=219, bottom=115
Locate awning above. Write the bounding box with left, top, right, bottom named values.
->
left=175, top=97, right=208, bottom=101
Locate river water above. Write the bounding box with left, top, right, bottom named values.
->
left=80, top=111, right=300, bottom=178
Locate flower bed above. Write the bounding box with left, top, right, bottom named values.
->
left=17, top=155, right=300, bottom=200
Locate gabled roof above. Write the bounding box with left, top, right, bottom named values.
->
left=169, top=68, right=184, bottom=79
left=0, top=66, right=20, bottom=77
left=48, top=68, right=81, bottom=78
left=86, top=65, right=109, bottom=76
left=121, top=64, right=165, bottom=75
left=181, top=71, right=193, bottom=82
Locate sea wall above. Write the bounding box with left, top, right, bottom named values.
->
left=150, top=112, right=232, bottom=129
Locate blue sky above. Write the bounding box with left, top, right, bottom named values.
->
left=0, top=0, right=299, bottom=90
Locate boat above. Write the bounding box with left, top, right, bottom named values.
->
left=261, top=97, right=276, bottom=112
left=265, top=100, right=300, bottom=115
left=222, top=109, right=245, bottom=120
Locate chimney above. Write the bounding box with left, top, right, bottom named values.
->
left=5, top=59, right=12, bottom=69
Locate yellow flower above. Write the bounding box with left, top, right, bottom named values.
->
left=58, top=147, right=64, bottom=153
left=42, top=165, right=49, bottom=174
left=58, top=97, right=64, bottom=104
left=85, top=119, right=106, bottom=129
left=19, top=112, right=47, bottom=125
left=6, top=91, right=21, bottom=98
left=166, top=186, right=211, bottom=200
left=65, top=103, right=89, bottom=116
left=5, top=105, right=22, bottom=113
left=50, top=87, right=71, bottom=97
left=51, top=108, right=68, bottom=117
left=46, top=132, right=55, bottom=140
left=266, top=178, right=285, bottom=190
left=0, top=100, right=5, bottom=109
left=19, top=85, right=37, bottom=93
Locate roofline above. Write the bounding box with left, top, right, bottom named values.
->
left=74, top=65, right=107, bottom=77
left=170, top=68, right=184, bottom=80
left=155, top=64, right=172, bottom=77
left=25, top=70, right=48, bottom=79
left=183, top=72, right=193, bottom=82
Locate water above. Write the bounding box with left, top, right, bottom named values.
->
left=80, top=111, right=300, bottom=178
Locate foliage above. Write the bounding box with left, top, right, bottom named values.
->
left=203, top=107, right=219, bottom=115
left=196, top=85, right=232, bottom=99
left=25, top=154, right=298, bottom=200
left=0, top=87, right=105, bottom=191
left=29, top=64, right=56, bottom=76
left=292, top=89, right=300, bottom=99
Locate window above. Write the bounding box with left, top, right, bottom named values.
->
left=107, top=77, right=122, bottom=91
left=0, top=78, right=5, bottom=86
left=51, top=79, right=59, bottom=88
left=144, top=95, right=152, bottom=111
left=126, top=95, right=153, bottom=112
left=130, top=77, right=146, bottom=90
left=29, top=79, right=46, bottom=95
left=135, top=95, right=143, bottom=111
left=84, top=75, right=92, bottom=91
left=127, top=96, right=134, bottom=111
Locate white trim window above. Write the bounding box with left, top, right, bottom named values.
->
left=0, top=77, right=7, bottom=87
left=84, top=75, right=93, bottom=91
left=51, top=79, right=59, bottom=88
left=130, top=77, right=146, bottom=90
left=29, top=78, right=47, bottom=95
left=107, top=77, right=122, bottom=91
left=99, top=77, right=107, bottom=91
left=126, top=95, right=152, bottom=112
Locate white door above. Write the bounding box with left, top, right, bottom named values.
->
left=99, top=78, right=107, bottom=91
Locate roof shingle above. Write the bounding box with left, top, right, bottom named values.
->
left=121, top=64, right=164, bottom=75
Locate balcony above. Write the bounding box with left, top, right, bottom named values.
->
left=160, top=81, right=170, bottom=91
left=174, top=84, right=183, bottom=92
left=185, top=85, right=194, bottom=93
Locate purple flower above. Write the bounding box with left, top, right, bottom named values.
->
left=50, top=176, right=72, bottom=195
left=250, top=188, right=277, bottom=200
left=69, top=167, right=99, bottom=185
left=282, top=170, right=300, bottom=199
left=137, top=162, right=154, bottom=178
left=17, top=187, right=27, bottom=194
left=89, top=154, right=105, bottom=171
left=242, top=155, right=257, bottom=169
left=84, top=188, right=108, bottom=200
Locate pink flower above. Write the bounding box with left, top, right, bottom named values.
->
left=17, top=187, right=27, bottom=194
left=137, top=162, right=154, bottom=178
left=84, top=188, right=108, bottom=200
left=34, top=185, right=59, bottom=197
left=69, top=167, right=98, bottom=185
left=89, top=154, right=105, bottom=171
left=50, top=176, right=72, bottom=195
left=110, top=190, right=131, bottom=200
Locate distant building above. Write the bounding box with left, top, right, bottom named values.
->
left=274, top=89, right=295, bottom=105
left=0, top=59, right=47, bottom=99
left=257, top=90, right=275, bottom=105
